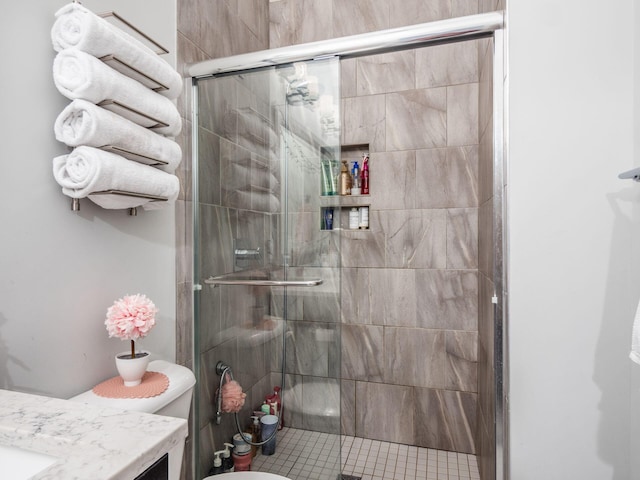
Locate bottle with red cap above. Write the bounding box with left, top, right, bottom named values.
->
left=361, top=153, right=369, bottom=195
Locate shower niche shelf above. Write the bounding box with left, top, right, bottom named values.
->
left=320, top=144, right=370, bottom=231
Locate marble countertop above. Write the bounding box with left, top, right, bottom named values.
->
left=0, top=389, right=187, bottom=479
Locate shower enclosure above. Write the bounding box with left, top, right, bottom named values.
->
left=190, top=12, right=506, bottom=480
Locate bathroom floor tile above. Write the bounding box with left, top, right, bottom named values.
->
left=251, top=427, right=480, bottom=480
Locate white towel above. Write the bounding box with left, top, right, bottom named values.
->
left=631, top=299, right=640, bottom=364
left=53, top=48, right=182, bottom=137
left=52, top=146, right=179, bottom=210
left=51, top=2, right=182, bottom=100
left=55, top=100, right=182, bottom=173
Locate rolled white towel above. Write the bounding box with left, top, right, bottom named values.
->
left=53, top=48, right=181, bottom=136
left=55, top=99, right=182, bottom=173
left=53, top=146, right=180, bottom=210
left=51, top=2, right=182, bottom=100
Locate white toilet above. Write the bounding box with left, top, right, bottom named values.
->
left=70, top=360, right=196, bottom=480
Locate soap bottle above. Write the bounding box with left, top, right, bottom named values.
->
left=247, top=416, right=261, bottom=457
left=338, top=160, right=352, bottom=195
left=209, top=451, right=224, bottom=476
left=351, top=161, right=361, bottom=195
left=361, top=153, right=369, bottom=194
left=222, top=443, right=234, bottom=472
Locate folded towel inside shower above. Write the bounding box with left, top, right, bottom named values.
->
left=53, top=48, right=181, bottom=136
left=52, top=146, right=180, bottom=210
left=55, top=99, right=182, bottom=173
left=631, top=299, right=640, bottom=365
left=51, top=2, right=182, bottom=100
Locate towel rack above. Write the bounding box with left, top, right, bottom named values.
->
left=99, top=145, right=169, bottom=167
left=96, top=11, right=170, bottom=93
left=57, top=4, right=178, bottom=215
left=98, top=99, right=169, bottom=130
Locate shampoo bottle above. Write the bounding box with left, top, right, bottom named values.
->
left=361, top=153, right=369, bottom=194
left=351, top=161, right=361, bottom=195
left=338, top=160, right=352, bottom=195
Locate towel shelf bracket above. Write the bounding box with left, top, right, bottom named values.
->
left=70, top=190, right=168, bottom=215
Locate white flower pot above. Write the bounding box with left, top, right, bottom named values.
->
left=115, top=351, right=150, bottom=387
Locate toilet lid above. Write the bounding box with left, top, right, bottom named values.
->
left=69, top=360, right=195, bottom=414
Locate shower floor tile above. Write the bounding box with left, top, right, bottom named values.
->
left=251, top=427, right=480, bottom=480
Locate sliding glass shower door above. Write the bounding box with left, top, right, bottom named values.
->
left=193, top=58, right=341, bottom=479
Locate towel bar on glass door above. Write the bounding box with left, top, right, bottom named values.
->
left=204, top=274, right=323, bottom=287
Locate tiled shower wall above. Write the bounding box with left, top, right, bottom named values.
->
left=337, top=44, right=480, bottom=454
left=270, top=0, right=485, bottom=455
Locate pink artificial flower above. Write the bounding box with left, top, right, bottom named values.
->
left=105, top=294, right=158, bottom=341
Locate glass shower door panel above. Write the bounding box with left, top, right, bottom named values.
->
left=277, top=58, right=342, bottom=480
left=195, top=57, right=341, bottom=480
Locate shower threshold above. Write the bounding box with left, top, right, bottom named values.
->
left=251, top=427, right=480, bottom=480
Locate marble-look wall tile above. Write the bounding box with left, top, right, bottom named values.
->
left=220, top=139, right=253, bottom=210
left=342, top=324, right=384, bottom=382
left=356, top=381, right=414, bottom=445
left=176, top=281, right=194, bottom=367
left=384, top=327, right=446, bottom=388
left=343, top=94, right=386, bottom=152
left=389, top=0, right=453, bottom=27
left=416, top=269, right=478, bottom=331
left=478, top=127, right=494, bottom=207
left=340, top=225, right=386, bottom=268
left=200, top=205, right=235, bottom=277
left=386, top=88, right=447, bottom=151
left=478, top=38, right=494, bottom=146
left=198, top=76, right=237, bottom=143
left=176, top=199, right=193, bottom=286
left=447, top=83, right=479, bottom=147
left=445, top=331, right=478, bottom=392
left=285, top=321, right=338, bottom=377
left=332, top=0, right=389, bottom=37
left=198, top=128, right=220, bottom=206
left=414, top=388, right=477, bottom=453
left=341, top=379, right=356, bottom=436
left=238, top=0, right=269, bottom=45
left=478, top=198, right=493, bottom=276
left=370, top=268, right=416, bottom=327
left=446, top=208, right=478, bottom=269
left=341, top=267, right=371, bottom=324
left=370, top=151, right=416, bottom=211
left=378, top=209, right=447, bottom=269
left=357, top=51, right=415, bottom=96
left=341, top=58, right=358, bottom=98
left=416, top=41, right=479, bottom=89
left=269, top=0, right=333, bottom=48
left=415, top=146, right=479, bottom=209
left=177, top=120, right=193, bottom=203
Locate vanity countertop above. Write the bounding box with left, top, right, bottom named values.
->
left=0, top=389, right=187, bottom=479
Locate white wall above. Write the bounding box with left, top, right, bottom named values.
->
left=0, top=0, right=178, bottom=399
left=509, top=0, right=637, bottom=478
